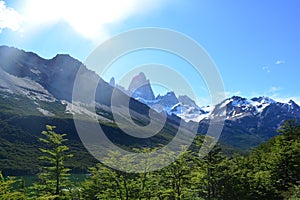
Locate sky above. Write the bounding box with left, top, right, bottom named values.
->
left=0, top=0, right=299, bottom=105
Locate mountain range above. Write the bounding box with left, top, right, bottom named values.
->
left=0, top=45, right=299, bottom=175
left=126, top=71, right=300, bottom=149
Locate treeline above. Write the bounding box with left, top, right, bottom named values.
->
left=0, top=120, right=299, bottom=199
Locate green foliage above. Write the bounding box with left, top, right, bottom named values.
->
left=81, top=150, right=154, bottom=200
left=0, top=171, right=27, bottom=199
left=0, top=91, right=99, bottom=176
left=81, top=120, right=300, bottom=200
left=1, top=120, right=299, bottom=199
left=30, top=125, right=73, bottom=199
left=157, top=147, right=195, bottom=199
left=0, top=114, right=98, bottom=175
left=218, top=119, right=300, bottom=200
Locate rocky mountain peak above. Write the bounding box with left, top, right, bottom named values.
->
left=128, top=72, right=155, bottom=100
left=156, top=91, right=179, bottom=107
left=251, top=96, right=275, bottom=104
left=288, top=99, right=298, bottom=107
left=178, top=95, right=199, bottom=108
left=109, top=77, right=116, bottom=87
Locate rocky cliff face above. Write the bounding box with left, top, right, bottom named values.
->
left=128, top=72, right=155, bottom=101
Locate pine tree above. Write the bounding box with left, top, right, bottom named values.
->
left=31, top=125, right=73, bottom=199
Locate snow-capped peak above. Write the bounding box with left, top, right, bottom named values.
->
left=135, top=91, right=210, bottom=122
left=129, top=74, right=210, bottom=122
left=288, top=99, right=299, bottom=107
left=251, top=96, right=276, bottom=104
left=217, top=96, right=277, bottom=119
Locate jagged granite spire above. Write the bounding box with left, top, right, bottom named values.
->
left=128, top=72, right=155, bottom=100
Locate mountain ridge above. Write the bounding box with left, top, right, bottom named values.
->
left=125, top=70, right=300, bottom=150
left=1, top=45, right=299, bottom=159
left=127, top=72, right=299, bottom=123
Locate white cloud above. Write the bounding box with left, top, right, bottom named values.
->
left=0, top=1, right=23, bottom=32
left=19, top=0, right=165, bottom=42
left=275, top=60, right=285, bottom=65
left=262, top=66, right=270, bottom=73
left=265, top=86, right=281, bottom=99
left=268, top=86, right=281, bottom=93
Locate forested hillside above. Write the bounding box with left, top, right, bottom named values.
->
left=1, top=120, right=299, bottom=199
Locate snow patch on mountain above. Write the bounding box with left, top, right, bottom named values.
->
left=170, top=95, right=210, bottom=122
left=133, top=90, right=210, bottom=122
left=37, top=107, right=55, bottom=117
left=30, top=68, right=41, bottom=75
left=218, top=96, right=277, bottom=119
left=62, top=100, right=112, bottom=122
left=127, top=73, right=212, bottom=122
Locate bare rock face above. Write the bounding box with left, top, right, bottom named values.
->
left=128, top=72, right=155, bottom=101
left=156, top=91, right=179, bottom=108
left=109, top=77, right=115, bottom=87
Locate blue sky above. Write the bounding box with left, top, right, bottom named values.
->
left=0, top=0, right=299, bottom=105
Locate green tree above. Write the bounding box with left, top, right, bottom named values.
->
left=155, top=146, right=195, bottom=200
left=79, top=120, right=300, bottom=200
left=132, top=148, right=161, bottom=200
left=270, top=120, right=300, bottom=198
left=82, top=150, right=140, bottom=200
left=218, top=119, right=300, bottom=200
left=0, top=171, right=27, bottom=200
left=192, top=136, right=225, bottom=199
left=31, top=125, right=73, bottom=199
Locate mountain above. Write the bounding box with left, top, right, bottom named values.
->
left=128, top=72, right=155, bottom=100
left=127, top=76, right=209, bottom=122
left=127, top=73, right=300, bottom=150
left=171, top=95, right=210, bottom=122
left=136, top=91, right=179, bottom=113
left=0, top=46, right=156, bottom=114
left=1, top=46, right=299, bottom=175
left=218, top=96, right=276, bottom=119
left=131, top=89, right=209, bottom=122
left=198, top=96, right=300, bottom=150
left=0, top=46, right=182, bottom=175
left=211, top=95, right=300, bottom=120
